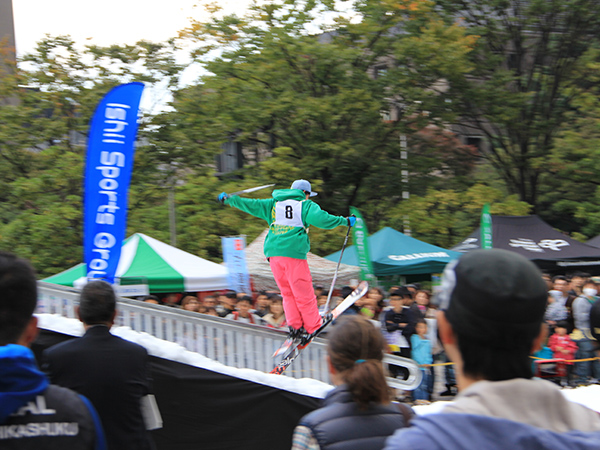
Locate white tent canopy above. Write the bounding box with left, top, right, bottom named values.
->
left=45, top=233, right=229, bottom=293
left=245, top=230, right=360, bottom=291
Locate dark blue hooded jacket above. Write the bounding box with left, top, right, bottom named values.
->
left=0, top=344, right=105, bottom=449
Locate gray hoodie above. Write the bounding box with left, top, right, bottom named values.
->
left=384, top=379, right=600, bottom=450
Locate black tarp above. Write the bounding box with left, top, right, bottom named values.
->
left=32, top=329, right=320, bottom=450
left=451, top=215, right=600, bottom=272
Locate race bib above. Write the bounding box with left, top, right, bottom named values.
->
left=273, top=200, right=304, bottom=228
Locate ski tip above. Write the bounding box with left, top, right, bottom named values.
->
left=270, top=366, right=285, bottom=375
left=357, top=280, right=369, bottom=292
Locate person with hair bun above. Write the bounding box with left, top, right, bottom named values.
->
left=291, top=316, right=412, bottom=450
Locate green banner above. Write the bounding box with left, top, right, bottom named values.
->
left=349, top=207, right=376, bottom=281
left=480, top=203, right=493, bottom=249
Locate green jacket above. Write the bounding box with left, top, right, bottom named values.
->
left=225, top=189, right=347, bottom=259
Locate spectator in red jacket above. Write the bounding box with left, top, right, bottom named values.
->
left=548, top=320, right=578, bottom=385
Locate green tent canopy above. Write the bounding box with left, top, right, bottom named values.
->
left=324, top=227, right=461, bottom=276
left=44, top=233, right=229, bottom=293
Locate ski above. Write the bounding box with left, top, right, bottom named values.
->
left=270, top=281, right=369, bottom=375
left=272, top=335, right=295, bottom=357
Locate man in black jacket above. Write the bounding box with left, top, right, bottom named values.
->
left=384, top=288, right=416, bottom=359
left=43, top=280, right=155, bottom=450
left=383, top=288, right=416, bottom=381
left=0, top=251, right=105, bottom=450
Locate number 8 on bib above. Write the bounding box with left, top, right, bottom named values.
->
left=274, top=200, right=305, bottom=228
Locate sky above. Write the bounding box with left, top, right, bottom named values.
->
left=12, top=0, right=254, bottom=56
left=9, top=0, right=351, bottom=110
left=10, top=0, right=257, bottom=110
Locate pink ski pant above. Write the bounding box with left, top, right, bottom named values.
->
left=269, top=256, right=322, bottom=334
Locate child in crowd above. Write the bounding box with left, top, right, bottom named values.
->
left=317, top=290, right=329, bottom=315
left=414, top=290, right=436, bottom=319
left=204, top=306, right=219, bottom=317
left=359, top=303, right=377, bottom=320
left=161, top=293, right=181, bottom=307
left=217, top=290, right=238, bottom=317
left=548, top=320, right=578, bottom=385
left=339, top=286, right=361, bottom=316
left=181, top=295, right=203, bottom=313
left=411, top=320, right=433, bottom=403
left=314, top=285, right=324, bottom=299
left=143, top=295, right=160, bottom=304
left=263, top=296, right=287, bottom=329
left=365, top=287, right=385, bottom=320
left=253, top=291, right=272, bottom=317
left=203, top=295, right=218, bottom=309
left=402, top=288, right=421, bottom=319
left=225, top=296, right=262, bottom=324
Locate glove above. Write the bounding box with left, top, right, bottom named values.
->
left=347, top=216, right=356, bottom=227
left=218, top=192, right=229, bottom=204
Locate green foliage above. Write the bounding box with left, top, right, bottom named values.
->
left=543, top=47, right=600, bottom=237
left=386, top=184, right=531, bottom=248
left=10, top=1, right=600, bottom=278
left=161, top=0, right=478, bottom=220
left=0, top=145, right=84, bottom=276
left=171, top=171, right=267, bottom=260
left=0, top=37, right=183, bottom=276
left=436, top=0, right=600, bottom=209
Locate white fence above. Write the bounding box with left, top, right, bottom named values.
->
left=37, top=282, right=421, bottom=389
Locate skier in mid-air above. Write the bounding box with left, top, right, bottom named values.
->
left=218, top=179, right=355, bottom=343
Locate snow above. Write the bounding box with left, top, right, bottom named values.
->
left=561, top=385, right=600, bottom=413
left=36, top=314, right=333, bottom=399
left=36, top=313, right=600, bottom=414
left=412, top=401, right=453, bottom=416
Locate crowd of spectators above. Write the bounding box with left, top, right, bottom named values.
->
left=135, top=269, right=600, bottom=401
left=138, top=290, right=290, bottom=330
left=292, top=250, right=600, bottom=449
left=3, top=248, right=600, bottom=450
left=135, top=282, right=454, bottom=403
left=541, top=272, right=600, bottom=386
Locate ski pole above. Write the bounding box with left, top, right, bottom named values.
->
left=230, top=184, right=275, bottom=196
left=323, top=215, right=355, bottom=313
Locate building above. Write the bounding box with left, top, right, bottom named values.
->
left=0, top=0, right=16, bottom=106
left=0, top=0, right=16, bottom=65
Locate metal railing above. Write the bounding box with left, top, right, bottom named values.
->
left=37, top=282, right=421, bottom=389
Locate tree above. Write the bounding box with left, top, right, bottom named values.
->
left=0, top=37, right=183, bottom=276
left=436, top=0, right=600, bottom=210
left=386, top=183, right=531, bottom=248
left=544, top=47, right=600, bottom=237
left=158, top=0, right=478, bottom=224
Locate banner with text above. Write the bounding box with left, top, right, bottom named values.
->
left=222, top=236, right=251, bottom=293
left=84, top=82, right=145, bottom=283
left=350, top=207, right=375, bottom=282
left=480, top=203, right=493, bottom=249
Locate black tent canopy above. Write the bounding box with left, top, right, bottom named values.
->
left=587, top=235, right=600, bottom=249
left=452, top=215, right=600, bottom=272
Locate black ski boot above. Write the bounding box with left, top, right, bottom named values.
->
left=288, top=326, right=302, bottom=341
left=299, top=329, right=317, bottom=346
left=299, top=315, right=331, bottom=346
